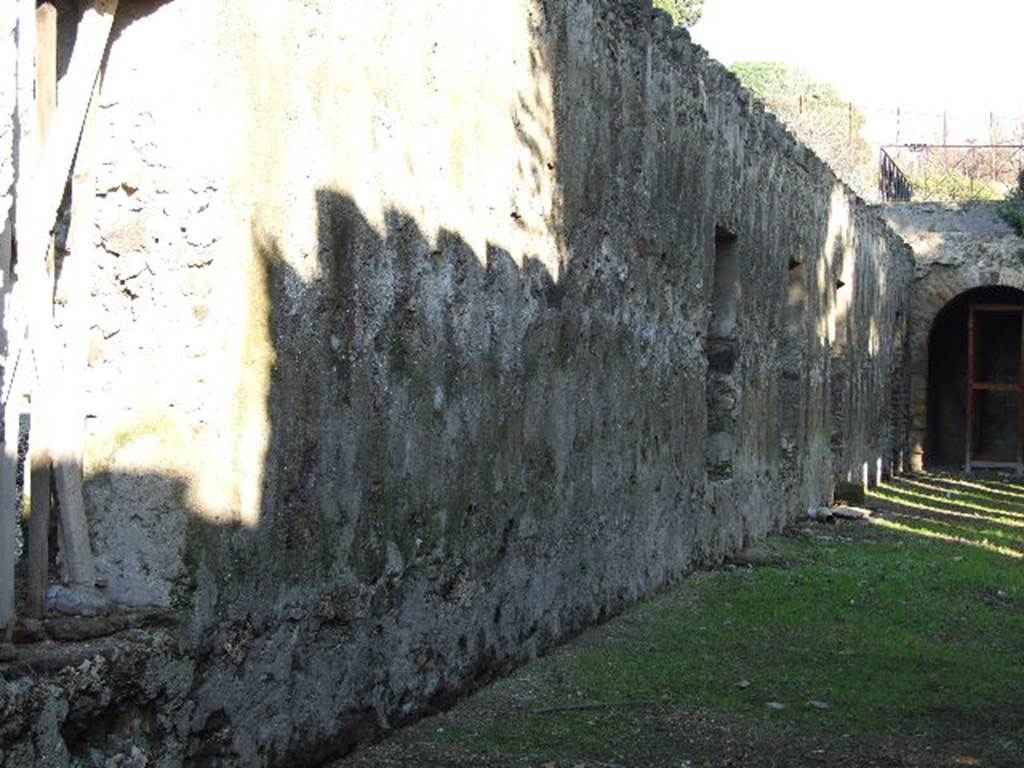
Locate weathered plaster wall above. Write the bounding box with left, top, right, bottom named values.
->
left=3, top=0, right=913, bottom=765
left=0, top=6, right=12, bottom=245
left=78, top=0, right=225, bottom=609
left=882, top=202, right=1024, bottom=471
left=0, top=0, right=17, bottom=636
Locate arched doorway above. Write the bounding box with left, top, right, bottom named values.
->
left=927, top=286, right=1024, bottom=471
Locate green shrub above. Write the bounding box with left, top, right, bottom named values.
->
left=906, top=169, right=1004, bottom=203
left=999, top=203, right=1024, bottom=236
left=999, top=169, right=1024, bottom=236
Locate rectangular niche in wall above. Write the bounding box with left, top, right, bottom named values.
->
left=779, top=260, right=807, bottom=476
left=709, top=226, right=740, bottom=339
left=705, top=226, right=741, bottom=481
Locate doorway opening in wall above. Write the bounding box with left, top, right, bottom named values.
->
left=705, top=226, right=740, bottom=481
left=926, top=285, right=1024, bottom=472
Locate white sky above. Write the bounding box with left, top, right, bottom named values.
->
left=690, top=0, right=1024, bottom=144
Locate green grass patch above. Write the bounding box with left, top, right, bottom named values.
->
left=350, top=474, right=1024, bottom=767
left=557, top=540, right=1020, bottom=733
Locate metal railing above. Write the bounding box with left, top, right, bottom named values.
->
left=880, top=144, right=1024, bottom=203
left=879, top=148, right=913, bottom=201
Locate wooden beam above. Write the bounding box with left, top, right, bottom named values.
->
left=25, top=2, right=58, bottom=620
left=0, top=216, right=12, bottom=636
left=971, top=304, right=1024, bottom=313
left=0, top=231, right=11, bottom=638
left=0, top=40, right=14, bottom=635
left=18, top=0, right=118, bottom=274
left=966, top=460, right=1020, bottom=469
left=14, top=0, right=37, bottom=183
left=35, top=5, right=56, bottom=142
left=16, top=0, right=118, bottom=587
left=25, top=429, right=51, bottom=618
left=971, top=383, right=1020, bottom=392
left=0, top=0, right=35, bottom=645
left=51, top=71, right=102, bottom=590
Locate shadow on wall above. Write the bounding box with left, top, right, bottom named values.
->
left=66, top=191, right=580, bottom=764
left=33, top=2, right=910, bottom=764
left=171, top=188, right=710, bottom=765
left=43, top=191, right=899, bottom=767
left=162, top=187, right=898, bottom=764
left=28, top=6, right=701, bottom=761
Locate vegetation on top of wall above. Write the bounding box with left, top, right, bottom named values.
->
left=907, top=168, right=1005, bottom=203
left=998, top=169, right=1024, bottom=236
left=729, top=62, right=877, bottom=200
left=999, top=204, right=1024, bottom=236
left=652, top=0, right=704, bottom=27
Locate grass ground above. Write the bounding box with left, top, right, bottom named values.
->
left=341, top=474, right=1024, bottom=768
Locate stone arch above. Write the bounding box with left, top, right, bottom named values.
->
left=908, top=265, right=1024, bottom=471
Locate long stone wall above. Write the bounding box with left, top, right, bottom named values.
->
left=2, top=0, right=913, bottom=765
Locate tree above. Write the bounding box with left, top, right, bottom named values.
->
left=653, top=0, right=704, bottom=27
left=730, top=62, right=877, bottom=200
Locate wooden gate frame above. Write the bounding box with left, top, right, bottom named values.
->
left=965, top=302, right=1024, bottom=474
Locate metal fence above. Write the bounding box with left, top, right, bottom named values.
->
left=879, top=148, right=913, bottom=202
left=879, top=144, right=1024, bottom=202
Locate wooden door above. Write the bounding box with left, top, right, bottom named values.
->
left=966, top=303, right=1024, bottom=473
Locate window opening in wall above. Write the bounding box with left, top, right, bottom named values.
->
left=705, top=226, right=740, bottom=481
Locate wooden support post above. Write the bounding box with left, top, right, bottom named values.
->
left=0, top=212, right=12, bottom=637
left=1, top=0, right=38, bottom=645
left=19, top=0, right=118, bottom=270
left=25, top=431, right=50, bottom=618
left=0, top=3, right=14, bottom=633
left=52, top=72, right=102, bottom=585
left=0, top=229, right=11, bottom=639
left=25, top=2, right=57, bottom=619
left=16, top=0, right=118, bottom=588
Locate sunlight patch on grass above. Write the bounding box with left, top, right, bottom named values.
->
left=906, top=474, right=1024, bottom=499
left=893, top=478, right=1024, bottom=521
left=887, top=509, right=1024, bottom=546
left=937, top=476, right=1024, bottom=502
left=869, top=486, right=1024, bottom=530
left=867, top=516, right=1024, bottom=559
left=868, top=475, right=1024, bottom=560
